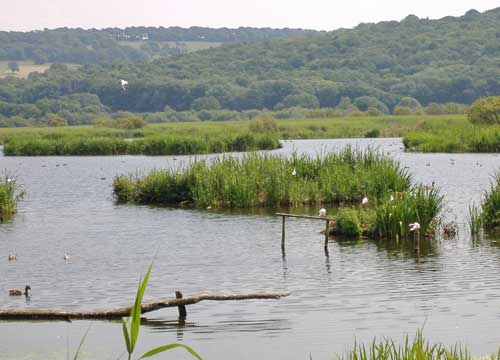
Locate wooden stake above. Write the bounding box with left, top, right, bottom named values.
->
left=324, top=220, right=329, bottom=247
left=281, top=215, right=286, bottom=251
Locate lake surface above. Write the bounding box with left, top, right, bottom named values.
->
left=1, top=138, right=500, bottom=359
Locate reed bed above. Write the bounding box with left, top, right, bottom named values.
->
left=330, top=186, right=444, bottom=239
left=3, top=133, right=280, bottom=156
left=339, top=330, right=499, bottom=360
left=371, top=186, right=444, bottom=239
left=469, top=172, right=500, bottom=233
left=403, top=126, right=500, bottom=153
left=113, top=147, right=412, bottom=208
left=0, top=172, right=24, bottom=222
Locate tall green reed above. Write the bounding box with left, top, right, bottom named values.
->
left=122, top=265, right=201, bottom=360
left=73, top=265, right=202, bottom=360
left=339, top=330, right=483, bottom=360
left=372, top=185, right=444, bottom=239
left=0, top=172, right=25, bottom=223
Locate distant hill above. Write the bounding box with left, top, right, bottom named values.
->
left=1, top=7, right=500, bottom=122
left=0, top=27, right=320, bottom=64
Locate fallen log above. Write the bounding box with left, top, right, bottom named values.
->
left=0, top=291, right=290, bottom=321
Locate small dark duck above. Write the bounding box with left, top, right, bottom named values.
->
left=9, top=285, right=31, bottom=296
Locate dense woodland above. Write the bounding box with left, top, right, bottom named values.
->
left=1, top=8, right=500, bottom=126
left=0, top=27, right=319, bottom=63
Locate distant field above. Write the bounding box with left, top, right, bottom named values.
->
left=0, top=61, right=79, bottom=78
left=118, top=40, right=221, bottom=52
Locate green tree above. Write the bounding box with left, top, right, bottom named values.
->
left=191, top=96, right=221, bottom=111
left=468, top=96, right=500, bottom=125
left=7, top=62, right=19, bottom=73
left=353, top=96, right=389, bottom=114
left=278, top=92, right=319, bottom=109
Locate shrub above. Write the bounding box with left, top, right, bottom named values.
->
left=336, top=208, right=361, bottom=237
left=248, top=115, right=278, bottom=133
left=365, top=128, right=380, bottom=138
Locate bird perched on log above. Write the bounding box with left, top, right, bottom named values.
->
left=9, top=285, right=30, bottom=296
left=318, top=208, right=327, bottom=217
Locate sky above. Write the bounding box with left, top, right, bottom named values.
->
left=1, top=0, right=499, bottom=32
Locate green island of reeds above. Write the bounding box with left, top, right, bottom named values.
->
left=404, top=125, right=500, bottom=153
left=0, top=173, right=24, bottom=223
left=469, top=172, right=500, bottom=234
left=2, top=132, right=280, bottom=156
left=114, top=148, right=444, bottom=239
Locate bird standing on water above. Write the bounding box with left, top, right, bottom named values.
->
left=9, top=285, right=30, bottom=296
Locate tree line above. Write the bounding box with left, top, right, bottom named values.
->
left=0, top=27, right=319, bottom=64
left=0, top=7, right=500, bottom=126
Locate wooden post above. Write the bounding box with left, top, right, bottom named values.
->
left=176, top=291, right=187, bottom=319
left=324, top=220, right=329, bottom=247
left=281, top=215, right=286, bottom=251
left=413, top=230, right=420, bottom=254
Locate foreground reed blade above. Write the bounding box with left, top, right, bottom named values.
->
left=121, top=264, right=202, bottom=360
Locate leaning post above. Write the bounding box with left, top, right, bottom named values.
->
left=175, top=291, right=187, bottom=319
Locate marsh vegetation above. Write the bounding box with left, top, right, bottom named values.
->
left=0, top=172, right=24, bottom=222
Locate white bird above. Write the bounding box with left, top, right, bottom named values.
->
left=120, top=79, right=128, bottom=91
left=409, top=222, right=421, bottom=232
left=361, top=197, right=369, bottom=206
left=291, top=168, right=297, bottom=176
left=318, top=208, right=327, bottom=217
left=389, top=194, right=394, bottom=202
left=64, top=253, right=70, bottom=260
left=6, top=178, right=13, bottom=183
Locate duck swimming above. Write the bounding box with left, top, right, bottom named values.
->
left=9, top=285, right=30, bottom=296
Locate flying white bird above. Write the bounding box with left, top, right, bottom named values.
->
left=318, top=208, right=327, bottom=217
left=64, top=253, right=70, bottom=260
left=292, top=168, right=297, bottom=176
left=409, top=222, right=421, bottom=232
left=120, top=79, right=128, bottom=91
left=361, top=197, right=369, bottom=206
